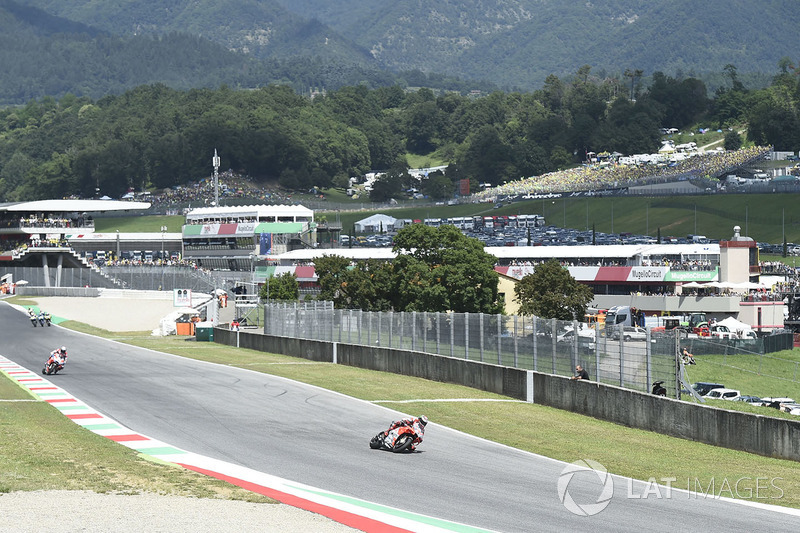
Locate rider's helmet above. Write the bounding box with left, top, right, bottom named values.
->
left=59, top=346, right=67, bottom=354
left=418, top=415, right=428, bottom=427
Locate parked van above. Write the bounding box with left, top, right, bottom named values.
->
left=605, top=305, right=634, bottom=333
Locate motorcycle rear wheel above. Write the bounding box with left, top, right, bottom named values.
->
left=392, top=434, right=414, bottom=453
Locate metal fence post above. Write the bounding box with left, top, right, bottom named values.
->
left=436, top=312, right=441, bottom=355
left=423, top=311, right=427, bottom=353
left=646, top=328, right=652, bottom=393
left=450, top=314, right=455, bottom=357
left=572, top=319, right=579, bottom=370
left=465, top=314, right=469, bottom=359
left=618, top=325, right=625, bottom=387
left=595, top=325, right=601, bottom=382
left=389, top=310, right=393, bottom=349
left=348, top=309, right=353, bottom=343
left=400, top=311, right=404, bottom=350
left=367, top=311, right=372, bottom=346
left=412, top=311, right=417, bottom=351
left=479, top=313, right=485, bottom=362
left=496, top=314, right=502, bottom=365
left=551, top=318, right=557, bottom=374
left=533, top=315, right=538, bottom=372
left=358, top=310, right=363, bottom=345
left=513, top=315, right=519, bottom=368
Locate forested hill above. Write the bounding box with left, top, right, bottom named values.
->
left=16, top=0, right=800, bottom=93
left=0, top=0, right=497, bottom=105
left=275, top=0, right=800, bottom=90
left=0, top=0, right=271, bottom=104
left=21, top=0, right=374, bottom=66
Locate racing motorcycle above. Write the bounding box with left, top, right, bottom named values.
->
left=29, top=311, right=38, bottom=327
left=38, top=311, right=51, bottom=327
left=42, top=354, right=65, bottom=375
left=369, top=423, right=422, bottom=453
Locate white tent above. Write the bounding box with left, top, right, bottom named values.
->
left=717, top=316, right=755, bottom=338
left=735, top=281, right=768, bottom=290
left=354, top=213, right=397, bottom=233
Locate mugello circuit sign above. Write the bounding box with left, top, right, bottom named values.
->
left=496, top=266, right=718, bottom=283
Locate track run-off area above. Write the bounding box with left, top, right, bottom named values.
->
left=1, top=301, right=799, bottom=532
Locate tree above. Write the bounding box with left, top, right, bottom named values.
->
left=313, top=254, right=353, bottom=305
left=393, top=224, right=503, bottom=313
left=259, top=272, right=299, bottom=301
left=723, top=131, right=743, bottom=151
left=514, top=259, right=594, bottom=320
left=422, top=173, right=454, bottom=200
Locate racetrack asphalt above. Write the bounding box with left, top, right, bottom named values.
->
left=2, top=299, right=799, bottom=532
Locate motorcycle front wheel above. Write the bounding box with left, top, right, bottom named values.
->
left=392, top=434, right=414, bottom=453
left=369, top=434, right=383, bottom=449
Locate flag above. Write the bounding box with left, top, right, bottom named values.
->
left=259, top=233, right=272, bottom=255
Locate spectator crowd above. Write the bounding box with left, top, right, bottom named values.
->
left=474, top=146, right=769, bottom=200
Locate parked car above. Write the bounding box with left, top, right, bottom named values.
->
left=612, top=326, right=648, bottom=341
left=734, top=395, right=762, bottom=404
left=779, top=403, right=800, bottom=415
left=689, top=382, right=725, bottom=396
left=758, top=397, right=796, bottom=408
left=704, top=388, right=741, bottom=401
left=556, top=329, right=596, bottom=353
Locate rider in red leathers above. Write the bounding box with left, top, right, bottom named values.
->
left=47, top=346, right=68, bottom=369
left=383, top=415, right=428, bottom=449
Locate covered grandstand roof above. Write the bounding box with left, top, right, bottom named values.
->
left=486, top=243, right=719, bottom=260
left=0, top=199, right=151, bottom=212
left=272, top=243, right=718, bottom=264
left=185, top=204, right=313, bottom=219
left=67, top=232, right=183, bottom=242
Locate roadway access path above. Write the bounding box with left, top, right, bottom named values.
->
left=1, top=301, right=799, bottom=532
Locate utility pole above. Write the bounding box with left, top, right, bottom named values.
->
left=160, top=225, right=167, bottom=289
left=212, top=149, right=221, bottom=207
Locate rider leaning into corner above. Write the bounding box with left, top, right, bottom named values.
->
left=383, top=415, right=428, bottom=449
left=48, top=346, right=68, bottom=367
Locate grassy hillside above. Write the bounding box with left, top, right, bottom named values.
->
left=328, top=192, right=800, bottom=244
left=93, top=192, right=800, bottom=245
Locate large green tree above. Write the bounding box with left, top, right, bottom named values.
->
left=392, top=224, right=503, bottom=314
left=259, top=272, right=299, bottom=301
left=514, top=259, right=594, bottom=320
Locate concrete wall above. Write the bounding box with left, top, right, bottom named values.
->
left=16, top=286, right=100, bottom=297
left=212, top=327, right=800, bottom=461
left=534, top=374, right=800, bottom=460
left=338, top=343, right=528, bottom=400
left=214, top=328, right=332, bottom=362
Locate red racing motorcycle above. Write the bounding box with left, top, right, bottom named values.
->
left=42, top=354, right=66, bottom=375
left=369, top=417, right=426, bottom=453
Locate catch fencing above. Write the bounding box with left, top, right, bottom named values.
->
left=264, top=302, right=681, bottom=396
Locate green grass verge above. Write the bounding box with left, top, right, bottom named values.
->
left=93, top=215, right=185, bottom=233
left=0, top=374, right=272, bottom=501
left=91, top=191, right=800, bottom=245
left=687, top=350, right=800, bottom=400
left=328, top=192, right=800, bottom=244
left=405, top=152, right=447, bottom=169
left=28, top=319, right=800, bottom=509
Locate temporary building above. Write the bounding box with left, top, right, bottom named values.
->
left=354, top=214, right=397, bottom=233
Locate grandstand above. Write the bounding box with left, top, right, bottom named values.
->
left=182, top=204, right=316, bottom=271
